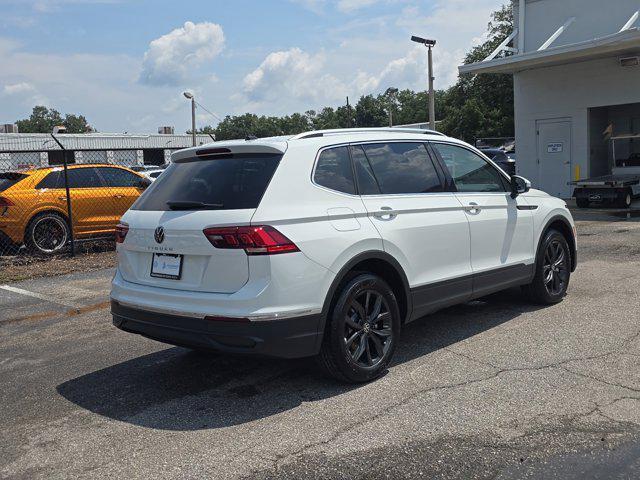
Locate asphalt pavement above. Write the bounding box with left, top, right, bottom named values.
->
left=1, top=214, right=639, bottom=479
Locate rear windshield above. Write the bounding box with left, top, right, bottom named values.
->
left=0, top=172, right=28, bottom=192
left=132, top=154, right=282, bottom=211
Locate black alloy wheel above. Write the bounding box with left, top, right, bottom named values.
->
left=542, top=239, right=569, bottom=296
left=317, top=273, right=400, bottom=383
left=522, top=229, right=571, bottom=305
left=343, top=289, right=393, bottom=369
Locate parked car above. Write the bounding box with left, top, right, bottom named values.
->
left=111, top=128, right=576, bottom=383
left=479, top=147, right=516, bottom=176
left=0, top=164, right=150, bottom=255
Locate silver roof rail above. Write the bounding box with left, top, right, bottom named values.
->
left=291, top=127, right=445, bottom=140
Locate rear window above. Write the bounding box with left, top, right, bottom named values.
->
left=313, top=147, right=356, bottom=195
left=132, top=154, right=282, bottom=211
left=0, top=172, right=28, bottom=192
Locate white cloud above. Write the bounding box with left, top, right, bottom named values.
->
left=289, top=0, right=327, bottom=14
left=241, top=48, right=347, bottom=112
left=2, top=81, right=50, bottom=107
left=336, top=0, right=380, bottom=13
left=3, top=82, right=36, bottom=95
left=139, top=21, right=225, bottom=86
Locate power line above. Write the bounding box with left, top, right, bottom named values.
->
left=194, top=100, right=223, bottom=123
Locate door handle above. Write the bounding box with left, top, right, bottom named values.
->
left=58, top=196, right=67, bottom=201
left=113, top=194, right=124, bottom=199
left=465, top=202, right=481, bottom=214
left=373, top=206, right=397, bottom=220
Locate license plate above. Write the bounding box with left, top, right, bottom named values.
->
left=151, top=253, right=183, bottom=280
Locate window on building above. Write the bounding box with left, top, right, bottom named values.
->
left=48, top=150, right=75, bottom=166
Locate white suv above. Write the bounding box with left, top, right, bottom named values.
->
left=111, top=128, right=576, bottom=382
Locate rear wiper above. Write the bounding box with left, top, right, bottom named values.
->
left=166, top=200, right=224, bottom=210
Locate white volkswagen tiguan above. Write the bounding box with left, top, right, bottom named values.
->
left=111, top=128, right=576, bottom=382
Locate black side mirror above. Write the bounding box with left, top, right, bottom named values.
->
left=138, top=178, right=152, bottom=189
left=510, top=175, right=531, bottom=199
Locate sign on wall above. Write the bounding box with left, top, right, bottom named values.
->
left=547, top=142, right=564, bottom=153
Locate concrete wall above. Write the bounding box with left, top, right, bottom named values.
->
left=514, top=56, right=640, bottom=193
left=514, top=0, right=639, bottom=53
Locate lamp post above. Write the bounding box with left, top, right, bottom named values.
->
left=410, top=36, right=436, bottom=131
left=183, top=91, right=196, bottom=146
left=385, top=87, right=399, bottom=127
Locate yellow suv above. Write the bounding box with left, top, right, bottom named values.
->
left=0, top=164, right=150, bottom=255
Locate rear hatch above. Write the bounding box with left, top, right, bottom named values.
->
left=117, top=143, right=285, bottom=293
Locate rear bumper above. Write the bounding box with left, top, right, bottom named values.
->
left=111, top=300, right=322, bottom=359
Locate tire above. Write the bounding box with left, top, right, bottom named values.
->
left=617, top=190, right=632, bottom=209
left=576, top=198, right=589, bottom=208
left=522, top=229, right=571, bottom=305
left=316, top=273, right=401, bottom=383
left=25, top=212, right=70, bottom=255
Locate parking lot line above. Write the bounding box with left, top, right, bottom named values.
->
left=0, top=285, right=81, bottom=309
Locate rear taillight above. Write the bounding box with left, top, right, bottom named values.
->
left=115, top=222, right=129, bottom=243
left=203, top=225, right=299, bottom=255
left=0, top=197, right=14, bottom=207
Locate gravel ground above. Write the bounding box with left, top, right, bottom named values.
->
left=0, top=244, right=116, bottom=283
left=1, top=215, right=639, bottom=479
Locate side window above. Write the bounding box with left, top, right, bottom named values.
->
left=350, top=145, right=381, bottom=195
left=36, top=171, right=63, bottom=189
left=360, top=142, right=443, bottom=194
left=314, top=146, right=356, bottom=195
left=432, top=143, right=508, bottom=193
left=67, top=168, right=103, bottom=188
left=99, top=167, right=142, bottom=187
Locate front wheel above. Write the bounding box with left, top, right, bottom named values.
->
left=522, top=229, right=571, bottom=305
left=316, top=273, right=401, bottom=383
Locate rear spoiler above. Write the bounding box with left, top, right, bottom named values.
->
left=171, top=142, right=287, bottom=163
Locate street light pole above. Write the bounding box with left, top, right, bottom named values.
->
left=411, top=36, right=437, bottom=131
left=183, top=91, right=196, bottom=146
left=385, top=87, right=398, bottom=127
left=427, top=44, right=435, bottom=131
left=190, top=97, right=196, bottom=147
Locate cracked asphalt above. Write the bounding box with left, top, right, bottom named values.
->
left=1, top=214, right=640, bottom=479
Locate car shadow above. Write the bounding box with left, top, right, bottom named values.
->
left=57, top=287, right=546, bottom=431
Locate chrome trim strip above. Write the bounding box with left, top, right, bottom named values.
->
left=112, top=299, right=321, bottom=322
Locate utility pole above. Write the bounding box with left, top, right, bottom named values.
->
left=346, top=97, right=352, bottom=128
left=411, top=36, right=437, bottom=130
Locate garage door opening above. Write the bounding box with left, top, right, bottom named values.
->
left=589, top=103, right=640, bottom=177
left=573, top=104, right=640, bottom=208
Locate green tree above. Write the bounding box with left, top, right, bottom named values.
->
left=16, top=106, right=93, bottom=133
left=354, top=95, right=387, bottom=127
left=439, top=4, right=514, bottom=142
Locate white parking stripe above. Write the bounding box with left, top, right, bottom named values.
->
left=0, top=285, right=81, bottom=309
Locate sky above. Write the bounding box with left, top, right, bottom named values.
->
left=0, top=0, right=506, bottom=133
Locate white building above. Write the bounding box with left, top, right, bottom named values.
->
left=461, top=0, right=640, bottom=198
left=0, top=132, right=213, bottom=171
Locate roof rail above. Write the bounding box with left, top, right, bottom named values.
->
left=291, top=127, right=445, bottom=140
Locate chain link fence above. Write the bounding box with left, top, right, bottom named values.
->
left=0, top=133, right=191, bottom=258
